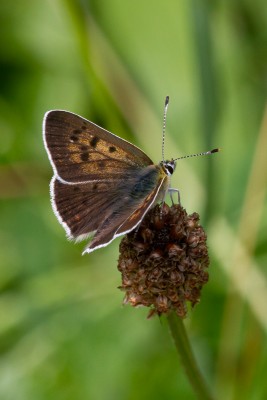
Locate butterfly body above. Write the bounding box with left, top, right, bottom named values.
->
left=43, top=110, right=175, bottom=254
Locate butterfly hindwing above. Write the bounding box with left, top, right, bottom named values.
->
left=83, top=175, right=168, bottom=254
left=51, top=177, right=114, bottom=238
left=115, top=176, right=167, bottom=235
left=51, top=164, right=166, bottom=252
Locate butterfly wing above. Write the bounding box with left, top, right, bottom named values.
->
left=51, top=165, right=168, bottom=253
left=83, top=175, right=168, bottom=254
left=44, top=110, right=168, bottom=254
left=51, top=177, right=116, bottom=239
left=43, top=110, right=153, bottom=183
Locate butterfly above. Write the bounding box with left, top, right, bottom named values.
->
left=43, top=97, right=218, bottom=255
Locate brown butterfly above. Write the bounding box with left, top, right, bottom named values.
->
left=43, top=97, right=218, bottom=254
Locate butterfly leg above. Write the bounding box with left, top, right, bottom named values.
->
left=168, top=188, right=181, bottom=205
left=133, top=223, right=141, bottom=237
left=159, top=193, right=168, bottom=216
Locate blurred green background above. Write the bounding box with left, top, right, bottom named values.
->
left=0, top=1, right=267, bottom=399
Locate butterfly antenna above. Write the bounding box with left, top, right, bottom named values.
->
left=162, top=96, right=169, bottom=162
left=173, top=148, right=220, bottom=162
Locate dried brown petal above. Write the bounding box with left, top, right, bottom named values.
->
left=117, top=203, right=210, bottom=318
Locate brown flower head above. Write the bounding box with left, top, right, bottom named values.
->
left=118, top=203, right=209, bottom=318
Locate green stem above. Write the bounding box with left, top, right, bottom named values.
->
left=167, top=312, right=214, bottom=400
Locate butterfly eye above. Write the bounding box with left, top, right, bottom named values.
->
left=167, top=166, right=174, bottom=175
left=163, top=160, right=176, bottom=176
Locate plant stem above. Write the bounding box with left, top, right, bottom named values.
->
left=167, top=312, right=214, bottom=400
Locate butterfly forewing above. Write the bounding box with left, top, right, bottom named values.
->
left=44, top=110, right=153, bottom=183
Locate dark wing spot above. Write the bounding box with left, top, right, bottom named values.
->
left=73, top=186, right=81, bottom=192
left=73, top=129, right=82, bottom=135
left=93, top=183, right=98, bottom=190
left=90, top=136, right=100, bottom=148
left=98, top=161, right=105, bottom=168
left=80, top=152, right=89, bottom=162
left=80, top=145, right=89, bottom=151
left=70, top=135, right=79, bottom=142
left=109, top=146, right=116, bottom=153
left=81, top=125, right=87, bottom=130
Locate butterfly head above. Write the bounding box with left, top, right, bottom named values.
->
left=160, top=159, right=176, bottom=176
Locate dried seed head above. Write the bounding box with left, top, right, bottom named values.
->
left=118, top=203, right=210, bottom=318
